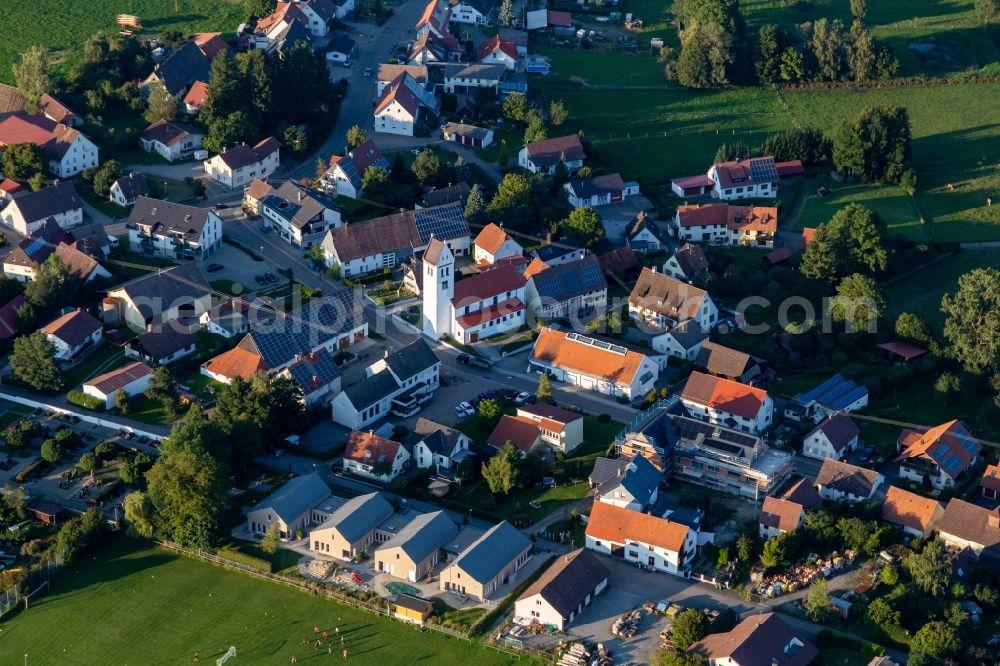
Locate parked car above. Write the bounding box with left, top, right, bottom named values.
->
left=271, top=448, right=286, bottom=458
left=264, top=272, right=278, bottom=283
left=206, top=263, right=224, bottom=273
left=456, top=353, right=471, bottom=366
left=213, top=203, right=229, bottom=210
left=254, top=275, right=266, bottom=285
left=454, top=403, right=474, bottom=418
left=515, top=391, right=531, bottom=405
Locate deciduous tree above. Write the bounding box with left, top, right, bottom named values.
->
left=670, top=609, right=706, bottom=649
left=833, top=106, right=912, bottom=184
left=941, top=267, right=1000, bottom=374
left=976, top=0, right=998, bottom=24
left=147, top=448, right=228, bottom=548
left=90, top=159, right=122, bottom=198
left=411, top=150, right=441, bottom=186
left=536, top=373, right=553, bottom=403
left=804, top=578, right=832, bottom=619
left=10, top=332, right=62, bottom=392
left=124, top=491, right=155, bottom=538
left=548, top=100, right=568, bottom=126
left=498, top=0, right=517, bottom=27
left=244, top=0, right=276, bottom=19
left=145, top=366, right=181, bottom=417
left=905, top=538, right=953, bottom=597
left=361, top=165, right=391, bottom=204
left=482, top=443, right=520, bottom=496
left=502, top=92, right=528, bottom=123
left=40, top=439, right=62, bottom=463
left=561, top=207, right=605, bottom=248
left=830, top=273, right=884, bottom=332
left=261, top=522, right=280, bottom=554
left=346, top=125, right=367, bottom=150
left=143, top=78, right=177, bottom=124
left=1, top=143, right=45, bottom=181
left=909, top=621, right=961, bottom=666
left=12, top=46, right=51, bottom=113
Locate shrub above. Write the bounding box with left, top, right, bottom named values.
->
left=215, top=547, right=273, bottom=572
left=15, top=457, right=48, bottom=482
left=67, top=390, right=106, bottom=411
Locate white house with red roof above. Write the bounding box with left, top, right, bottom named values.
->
left=478, top=35, right=519, bottom=70
left=203, top=137, right=280, bottom=189
left=416, top=0, right=452, bottom=39
left=473, top=223, right=522, bottom=266
left=670, top=156, right=803, bottom=201
left=342, top=431, right=410, bottom=481
left=518, top=135, right=585, bottom=175
left=896, top=419, right=981, bottom=490
left=82, top=361, right=153, bottom=409
left=585, top=502, right=696, bottom=577
left=0, top=114, right=99, bottom=178
left=422, top=239, right=526, bottom=343
left=181, top=81, right=209, bottom=114
left=40, top=308, right=104, bottom=362
left=322, top=138, right=389, bottom=199
left=374, top=72, right=435, bottom=136
left=671, top=203, right=777, bottom=247
left=515, top=403, right=584, bottom=453
left=679, top=371, right=773, bottom=435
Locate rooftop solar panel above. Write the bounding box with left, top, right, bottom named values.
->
left=412, top=203, right=468, bottom=245
left=830, top=386, right=868, bottom=410
left=953, top=429, right=980, bottom=456
left=749, top=157, right=777, bottom=183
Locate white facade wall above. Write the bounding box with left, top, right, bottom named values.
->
left=83, top=373, right=151, bottom=409
left=374, top=101, right=416, bottom=136
left=342, top=446, right=410, bottom=480
left=681, top=395, right=773, bottom=435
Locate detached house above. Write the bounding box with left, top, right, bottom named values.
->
left=442, top=122, right=494, bottom=148
left=38, top=94, right=82, bottom=127
left=321, top=138, right=389, bottom=199
left=450, top=0, right=497, bottom=25
left=409, top=418, right=472, bottom=472
left=245, top=473, right=332, bottom=540
left=181, top=81, right=209, bottom=114
left=245, top=180, right=342, bottom=248
left=143, top=37, right=223, bottom=98
left=895, top=419, right=980, bottom=490
left=203, top=137, right=281, bottom=189
left=374, top=510, right=458, bottom=581
left=802, top=414, right=860, bottom=461
left=310, top=492, right=394, bottom=560
left=626, top=211, right=664, bottom=254
left=473, top=223, right=522, bottom=266
left=594, top=454, right=662, bottom=511
left=981, top=464, right=1000, bottom=501
left=406, top=31, right=462, bottom=66
left=488, top=414, right=543, bottom=455
left=881, top=486, right=944, bottom=539
left=126, top=197, right=222, bottom=260
left=759, top=478, right=821, bottom=539
left=374, top=72, right=436, bottom=137
left=82, top=361, right=153, bottom=409
left=671, top=203, right=778, bottom=248
left=514, top=549, right=609, bottom=630
left=516, top=403, right=584, bottom=453
left=529, top=327, right=659, bottom=400
left=585, top=501, right=696, bottom=577
left=439, top=521, right=532, bottom=602
left=693, top=341, right=769, bottom=387
left=564, top=173, right=637, bottom=208
left=0, top=114, right=99, bottom=178
left=663, top=243, right=709, bottom=282
left=938, top=499, right=1000, bottom=565
left=518, top=135, right=585, bottom=175
left=342, top=430, right=410, bottom=481
left=0, top=181, right=83, bottom=235
left=524, top=255, right=607, bottom=321
left=442, top=63, right=505, bottom=94
left=689, top=613, right=817, bottom=666
left=109, top=172, right=151, bottom=207
left=40, top=308, right=103, bottom=362
left=138, top=120, right=204, bottom=162
left=105, top=263, right=213, bottom=331
left=416, top=0, right=452, bottom=40
left=670, top=156, right=803, bottom=201
left=5, top=238, right=111, bottom=284
left=628, top=267, right=718, bottom=332
left=124, top=327, right=197, bottom=366
left=815, top=459, right=883, bottom=504
left=679, top=371, right=773, bottom=435
left=478, top=35, right=519, bottom=70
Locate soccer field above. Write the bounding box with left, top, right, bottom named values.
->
left=0, top=539, right=525, bottom=665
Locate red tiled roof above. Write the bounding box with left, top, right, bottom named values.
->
left=192, top=32, right=228, bottom=60
left=344, top=431, right=401, bottom=465
left=0, top=114, right=57, bottom=146
left=775, top=160, right=804, bottom=177
left=453, top=263, right=525, bottom=303
left=474, top=223, right=511, bottom=255
left=0, top=178, right=23, bottom=194
left=760, top=496, right=804, bottom=532
left=455, top=297, right=525, bottom=329
left=478, top=35, right=518, bottom=62
left=518, top=403, right=580, bottom=429
left=84, top=361, right=152, bottom=395
left=881, top=486, right=943, bottom=533
left=895, top=419, right=980, bottom=480
left=586, top=502, right=688, bottom=553
left=690, top=613, right=817, bottom=666
left=531, top=327, right=648, bottom=385
left=801, top=227, right=817, bottom=247
left=679, top=371, right=768, bottom=420
left=182, top=81, right=210, bottom=108
left=765, top=247, right=792, bottom=264
left=671, top=243, right=709, bottom=276
left=629, top=266, right=709, bottom=321
left=488, top=415, right=541, bottom=453
left=40, top=308, right=102, bottom=347
left=374, top=73, right=421, bottom=116
left=675, top=203, right=777, bottom=233
left=524, top=135, right=585, bottom=168
left=982, top=464, right=1000, bottom=493
left=0, top=295, right=25, bottom=341
left=201, top=347, right=268, bottom=380
left=671, top=174, right=714, bottom=190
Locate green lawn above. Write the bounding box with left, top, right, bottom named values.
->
left=795, top=177, right=923, bottom=239
left=123, top=393, right=185, bottom=424
left=63, top=345, right=126, bottom=390
left=0, top=0, right=245, bottom=85
left=1, top=538, right=524, bottom=665
left=886, top=248, right=1000, bottom=335
left=532, top=46, right=665, bottom=87
left=784, top=82, right=1000, bottom=242
left=148, top=176, right=201, bottom=203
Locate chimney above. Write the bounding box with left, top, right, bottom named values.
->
left=151, top=207, right=158, bottom=215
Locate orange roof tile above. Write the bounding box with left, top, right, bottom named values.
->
left=531, top=327, right=647, bottom=385
left=759, top=496, right=804, bottom=532
left=982, top=464, right=1000, bottom=493
left=679, top=371, right=768, bottom=420
left=895, top=419, right=979, bottom=480
left=880, top=486, right=943, bottom=533
left=488, top=415, right=540, bottom=453
left=201, top=347, right=268, bottom=380
left=586, top=501, right=688, bottom=553
left=182, top=81, right=209, bottom=108
left=523, top=257, right=550, bottom=279
left=675, top=203, right=777, bottom=233
left=344, top=431, right=400, bottom=465
left=474, top=223, right=510, bottom=255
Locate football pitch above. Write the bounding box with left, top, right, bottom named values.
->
left=0, top=539, right=525, bottom=665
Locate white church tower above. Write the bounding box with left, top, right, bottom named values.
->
left=422, top=237, right=454, bottom=340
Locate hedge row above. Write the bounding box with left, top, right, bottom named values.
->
left=781, top=74, right=1000, bottom=92
left=15, top=457, right=48, bottom=483
left=215, top=547, right=273, bottom=573
left=816, top=629, right=887, bottom=657
left=67, top=390, right=106, bottom=412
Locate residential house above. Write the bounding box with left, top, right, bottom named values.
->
left=330, top=338, right=439, bottom=429
left=815, top=459, right=883, bottom=504
left=310, top=492, right=394, bottom=560
left=198, top=298, right=275, bottom=339
left=662, top=243, right=709, bottom=282
left=374, top=510, right=458, bottom=581
left=247, top=2, right=315, bottom=51
left=628, top=267, right=718, bottom=332
left=276, top=349, right=342, bottom=406
left=625, top=211, right=664, bottom=254
left=203, top=137, right=281, bottom=189
left=688, top=613, right=817, bottom=666
left=422, top=240, right=527, bottom=344
left=498, top=27, right=528, bottom=56
left=321, top=201, right=470, bottom=276
left=105, top=263, right=213, bottom=331
left=784, top=374, right=869, bottom=423
left=937, top=499, right=1000, bottom=564
left=518, top=135, right=585, bottom=175
left=438, top=521, right=532, bottom=602
left=325, top=34, right=356, bottom=62
left=442, top=63, right=505, bottom=94
left=516, top=403, right=584, bottom=453
left=563, top=174, right=638, bottom=208
left=143, top=38, right=223, bottom=97
left=670, top=156, right=804, bottom=201
left=321, top=138, right=389, bottom=199
left=693, top=341, right=769, bottom=387
left=245, top=473, right=332, bottom=539
left=374, top=72, right=435, bottom=137
left=139, top=120, right=204, bottom=162
left=802, top=414, right=860, bottom=461
left=679, top=371, right=773, bottom=435
left=200, top=347, right=268, bottom=383
left=450, top=0, right=496, bottom=24
left=38, top=94, right=82, bottom=127
left=82, top=361, right=153, bottom=409
left=487, top=414, right=543, bottom=455
left=417, top=182, right=471, bottom=210
left=534, top=242, right=586, bottom=267
left=126, top=197, right=222, bottom=260
left=0, top=295, right=26, bottom=344
left=409, top=417, right=472, bottom=471
left=514, top=549, right=609, bottom=630
left=0, top=179, right=24, bottom=202
left=377, top=64, right=428, bottom=95
left=524, top=254, right=607, bottom=321
left=4, top=237, right=110, bottom=284
left=181, top=81, right=209, bottom=114
left=0, top=181, right=83, bottom=235
left=406, top=31, right=461, bottom=66
left=595, top=454, right=662, bottom=511
left=759, top=478, right=821, bottom=539
left=342, top=430, right=410, bottom=481
left=478, top=35, right=519, bottom=70
left=109, top=172, right=151, bottom=207
left=880, top=486, right=944, bottom=539
left=473, top=223, right=522, bottom=266
left=245, top=180, right=342, bottom=248
left=529, top=327, right=659, bottom=400
left=895, top=420, right=981, bottom=490
left=124, top=327, right=197, bottom=366
left=651, top=319, right=709, bottom=361
left=981, top=464, right=1000, bottom=501
left=0, top=114, right=99, bottom=178
left=40, top=308, right=104, bottom=362
left=442, top=122, right=494, bottom=148
left=416, top=0, right=452, bottom=39
left=585, top=501, right=696, bottom=577
left=670, top=203, right=777, bottom=248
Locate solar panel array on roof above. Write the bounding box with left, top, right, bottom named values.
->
left=794, top=374, right=868, bottom=410
left=749, top=157, right=777, bottom=182
left=942, top=455, right=963, bottom=475
left=672, top=414, right=759, bottom=452
left=412, top=203, right=469, bottom=245
left=953, top=429, right=980, bottom=456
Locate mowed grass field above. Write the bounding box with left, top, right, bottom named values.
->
left=0, top=0, right=244, bottom=84
left=0, top=539, right=524, bottom=665
left=795, top=177, right=923, bottom=239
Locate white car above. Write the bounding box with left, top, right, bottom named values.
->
left=454, top=401, right=475, bottom=418
left=515, top=392, right=531, bottom=405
